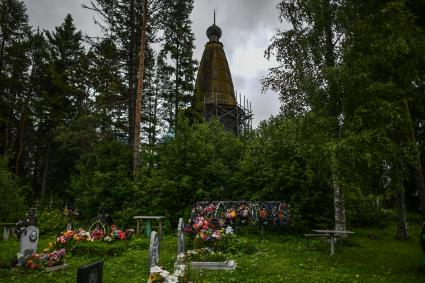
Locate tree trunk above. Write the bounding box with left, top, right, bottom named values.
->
left=415, top=165, right=425, bottom=222
left=15, top=110, right=27, bottom=176
left=133, top=0, right=148, bottom=172
left=394, top=155, right=408, bottom=240
left=323, top=0, right=346, bottom=231
left=40, top=141, right=51, bottom=199
left=152, top=89, right=158, bottom=146
left=402, top=99, right=425, bottom=222
left=174, top=46, right=180, bottom=128
left=332, top=153, right=346, bottom=231
left=128, top=0, right=136, bottom=148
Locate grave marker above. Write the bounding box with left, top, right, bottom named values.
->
left=77, top=260, right=103, bottom=283
left=17, top=225, right=39, bottom=259
left=148, top=231, right=160, bottom=271
left=177, top=218, right=185, bottom=255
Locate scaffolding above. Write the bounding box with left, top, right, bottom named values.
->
left=203, top=91, right=253, bottom=136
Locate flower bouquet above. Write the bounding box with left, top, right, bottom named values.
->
left=21, top=248, right=67, bottom=270
left=109, top=225, right=134, bottom=240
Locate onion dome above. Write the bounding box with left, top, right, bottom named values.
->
left=206, top=24, right=222, bottom=42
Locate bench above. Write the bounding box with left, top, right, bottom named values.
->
left=304, top=233, right=330, bottom=250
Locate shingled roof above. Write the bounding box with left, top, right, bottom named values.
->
left=195, top=23, right=237, bottom=107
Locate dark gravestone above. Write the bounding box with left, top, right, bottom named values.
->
left=77, top=260, right=103, bottom=283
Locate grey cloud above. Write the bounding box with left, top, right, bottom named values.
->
left=23, top=0, right=100, bottom=35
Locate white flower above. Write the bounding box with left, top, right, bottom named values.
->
left=150, top=265, right=163, bottom=273
left=225, top=226, right=234, bottom=235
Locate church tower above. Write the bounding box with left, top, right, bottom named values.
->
left=194, top=16, right=252, bottom=134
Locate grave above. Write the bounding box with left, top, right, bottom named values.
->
left=17, top=225, right=39, bottom=260
left=177, top=218, right=236, bottom=272
left=77, top=260, right=103, bottom=283
left=191, top=201, right=290, bottom=227
left=177, top=218, right=185, bottom=255
left=148, top=231, right=160, bottom=272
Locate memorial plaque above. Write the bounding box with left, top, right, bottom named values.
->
left=77, top=260, right=103, bottom=283
left=148, top=231, right=160, bottom=270
left=177, top=218, right=185, bottom=255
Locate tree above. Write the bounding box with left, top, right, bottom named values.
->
left=133, top=0, right=148, bottom=171
left=37, top=14, right=89, bottom=200
left=338, top=0, right=425, bottom=238
left=0, top=155, right=25, bottom=222
left=0, top=0, right=31, bottom=160
left=158, top=0, right=197, bottom=130
left=84, top=0, right=162, bottom=166
left=264, top=0, right=350, bottom=231
left=138, top=118, right=242, bottom=227
left=87, top=38, right=127, bottom=139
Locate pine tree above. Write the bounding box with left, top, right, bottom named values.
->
left=87, top=38, right=127, bottom=139
left=85, top=0, right=163, bottom=170
left=159, top=0, right=197, bottom=130
left=0, top=0, right=31, bottom=157
left=37, top=14, right=89, bottom=199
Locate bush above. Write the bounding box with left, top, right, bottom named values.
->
left=37, top=208, right=68, bottom=235
left=0, top=155, right=25, bottom=222
left=347, top=194, right=394, bottom=227
left=70, top=140, right=134, bottom=221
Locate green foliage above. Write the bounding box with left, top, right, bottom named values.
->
left=346, top=194, right=394, bottom=227
left=70, top=140, right=134, bottom=221
left=135, top=118, right=243, bottom=226
left=238, top=115, right=334, bottom=230
left=0, top=155, right=25, bottom=222
left=37, top=208, right=68, bottom=235
left=159, top=0, right=197, bottom=128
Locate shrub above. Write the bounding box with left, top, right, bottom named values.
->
left=0, top=155, right=25, bottom=222
left=37, top=208, right=69, bottom=235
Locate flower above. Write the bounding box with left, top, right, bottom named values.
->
left=225, top=226, right=234, bottom=235
left=226, top=210, right=237, bottom=219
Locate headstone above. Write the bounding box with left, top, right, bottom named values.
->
left=177, top=218, right=185, bottom=255
left=17, top=226, right=39, bottom=259
left=148, top=231, right=160, bottom=271
left=77, top=260, right=103, bottom=283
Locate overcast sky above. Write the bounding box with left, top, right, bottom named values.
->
left=22, top=0, right=284, bottom=127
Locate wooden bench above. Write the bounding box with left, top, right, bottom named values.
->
left=304, top=233, right=330, bottom=250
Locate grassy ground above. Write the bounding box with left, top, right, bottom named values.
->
left=0, top=222, right=424, bottom=282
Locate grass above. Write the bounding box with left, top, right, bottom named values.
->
left=0, top=221, right=424, bottom=282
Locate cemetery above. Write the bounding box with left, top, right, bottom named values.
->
left=2, top=0, right=425, bottom=282
left=0, top=204, right=424, bottom=282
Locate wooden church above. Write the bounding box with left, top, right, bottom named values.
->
left=193, top=17, right=252, bottom=135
